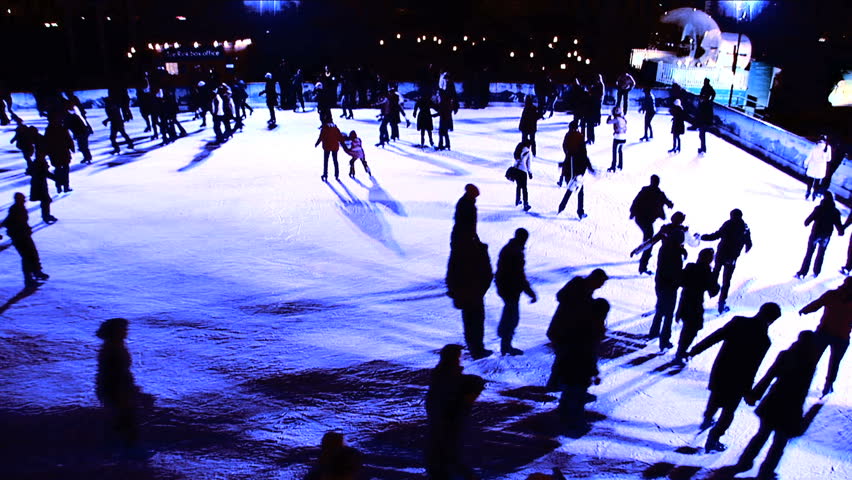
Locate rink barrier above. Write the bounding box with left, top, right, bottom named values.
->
left=7, top=83, right=849, bottom=205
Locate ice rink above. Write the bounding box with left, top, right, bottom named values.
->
left=1, top=104, right=850, bottom=479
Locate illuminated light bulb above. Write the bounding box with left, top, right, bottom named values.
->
left=574, top=39, right=578, bottom=44
left=396, top=33, right=401, bottom=39
left=213, top=41, right=219, bottom=47
left=106, top=16, right=111, bottom=21
left=223, top=41, right=230, bottom=48
left=44, top=22, right=50, bottom=28
left=529, top=52, right=534, bottom=58
left=463, top=35, right=468, bottom=41
left=176, top=15, right=186, bottom=21
left=577, top=55, right=582, bottom=61
left=553, top=36, right=558, bottom=43
left=433, top=36, right=437, bottom=41
left=147, top=43, right=154, bottom=50
left=163, top=42, right=170, bottom=49
left=417, top=38, right=421, bottom=43
left=155, top=43, right=162, bottom=50
left=560, top=63, right=566, bottom=70
left=438, top=39, right=442, bottom=45
left=510, top=51, right=515, bottom=58
left=130, top=47, right=136, bottom=53
left=174, top=42, right=180, bottom=48
left=471, top=41, right=476, bottom=46
left=585, top=58, right=590, bottom=64
left=542, top=66, right=546, bottom=71
left=379, top=40, right=384, bottom=45
left=548, top=43, right=553, bottom=49
left=573, top=50, right=578, bottom=56
left=193, top=42, right=199, bottom=48
left=482, top=37, right=486, bottom=41
left=244, top=39, right=252, bottom=45
left=567, top=52, right=572, bottom=57
left=453, top=45, right=458, bottom=52
left=127, top=52, right=132, bottom=58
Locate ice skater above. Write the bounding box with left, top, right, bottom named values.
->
left=669, top=99, right=685, bottom=154
left=43, top=115, right=74, bottom=193
left=732, top=330, right=820, bottom=479
left=687, top=303, right=782, bottom=453
left=701, top=209, right=752, bottom=313
left=95, top=318, right=142, bottom=448
left=413, top=93, right=436, bottom=148
left=547, top=270, right=609, bottom=436
left=259, top=73, right=278, bottom=126
left=557, top=122, right=595, bottom=219
left=695, top=95, right=713, bottom=155
left=315, top=120, right=346, bottom=181
left=343, top=130, right=370, bottom=178
left=64, top=100, right=93, bottom=164
left=510, top=140, right=533, bottom=211
left=9, top=116, right=39, bottom=169
left=0, top=192, right=49, bottom=288
left=615, top=71, right=635, bottom=113
left=674, top=248, right=719, bottom=362
left=606, top=107, right=627, bottom=172
left=495, top=228, right=537, bottom=355
left=629, top=175, right=674, bottom=275
left=425, top=344, right=486, bottom=479
left=803, top=135, right=831, bottom=200
left=211, top=84, right=235, bottom=144
left=638, top=88, right=656, bottom=141
left=436, top=90, right=456, bottom=151
left=28, top=147, right=57, bottom=224
left=798, top=277, right=852, bottom=397
left=291, top=68, right=306, bottom=112
left=387, top=85, right=409, bottom=142
left=103, top=96, right=134, bottom=154
left=519, top=96, right=540, bottom=156
left=795, top=192, right=843, bottom=278
left=633, top=211, right=689, bottom=350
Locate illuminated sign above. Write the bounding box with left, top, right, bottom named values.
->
left=162, top=46, right=225, bottom=61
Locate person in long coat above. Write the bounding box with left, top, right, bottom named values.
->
left=95, top=318, right=141, bottom=447
left=495, top=228, right=537, bottom=355
left=425, top=344, right=486, bottom=479
left=733, top=330, right=821, bottom=479
left=669, top=99, right=685, bottom=154
left=674, top=248, right=719, bottom=362
left=519, top=96, right=540, bottom=156
left=28, top=138, right=57, bottom=223
left=796, top=192, right=843, bottom=278
left=688, top=303, right=782, bottom=453
left=630, top=175, right=675, bottom=274
left=436, top=91, right=456, bottom=151
left=1, top=192, right=49, bottom=287
left=413, top=94, right=436, bottom=148
left=803, top=135, right=831, bottom=200
left=43, top=116, right=74, bottom=193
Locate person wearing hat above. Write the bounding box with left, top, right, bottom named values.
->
left=95, top=318, right=142, bottom=447
left=630, top=175, right=675, bottom=275
left=688, top=303, right=782, bottom=453
left=258, top=73, right=278, bottom=126
left=606, top=106, right=627, bottom=172
left=701, top=209, right=752, bottom=314
left=803, top=135, right=831, bottom=201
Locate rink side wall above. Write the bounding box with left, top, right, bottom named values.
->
left=8, top=83, right=850, bottom=205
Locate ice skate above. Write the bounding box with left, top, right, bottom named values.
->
left=577, top=212, right=588, bottom=220
left=841, top=267, right=850, bottom=276
left=33, top=271, right=49, bottom=281
left=523, top=204, right=532, bottom=212
left=705, top=439, right=727, bottom=453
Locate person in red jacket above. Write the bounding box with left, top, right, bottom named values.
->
left=315, top=120, right=346, bottom=181
left=798, top=276, right=852, bottom=396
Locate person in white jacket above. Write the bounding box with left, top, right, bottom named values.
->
left=512, top=140, right=533, bottom=211
left=804, top=135, right=831, bottom=200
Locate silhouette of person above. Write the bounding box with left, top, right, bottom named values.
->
left=95, top=318, right=141, bottom=448
left=796, top=192, right=843, bottom=278
left=511, top=140, right=533, bottom=211
left=63, top=101, right=92, bottom=163
left=629, top=175, right=674, bottom=275
left=557, top=121, right=594, bottom=218
left=519, top=96, right=540, bottom=156
left=447, top=185, right=493, bottom=359
left=688, top=303, right=782, bottom=453
left=436, top=90, right=457, bottom=151
left=700, top=208, right=752, bottom=313
left=28, top=141, right=57, bottom=223
left=547, top=271, right=609, bottom=435
left=315, top=120, right=345, bottom=181
left=733, top=330, right=821, bottom=478
left=259, top=73, right=278, bottom=126
left=303, top=431, right=362, bottom=480
left=425, top=344, right=486, bottom=480
left=674, top=248, right=719, bottom=362
left=605, top=107, right=627, bottom=172
left=413, top=94, right=436, bottom=148
left=633, top=211, right=689, bottom=350
left=638, top=88, right=656, bottom=141
left=669, top=99, right=685, bottom=153
left=798, top=277, right=852, bottom=396
left=0, top=193, right=49, bottom=288
left=10, top=116, right=39, bottom=169
left=43, top=114, right=75, bottom=193
left=103, top=96, right=134, bottom=154
left=495, top=228, right=537, bottom=355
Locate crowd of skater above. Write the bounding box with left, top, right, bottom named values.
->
left=1, top=63, right=851, bottom=480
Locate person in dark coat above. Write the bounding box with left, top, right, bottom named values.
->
left=315, top=121, right=346, bottom=181
left=796, top=192, right=843, bottom=278
left=9, top=117, right=39, bottom=169
left=629, top=175, right=674, bottom=275
left=232, top=79, right=253, bottom=120
left=303, top=431, right=362, bottom=480
left=436, top=91, right=457, bottom=151
left=43, top=116, right=74, bottom=193
left=450, top=184, right=480, bottom=247
left=798, top=277, right=852, bottom=397
left=696, top=97, right=713, bottom=155
left=259, top=73, right=278, bottom=126
left=519, top=96, right=540, bottom=156
left=339, top=72, right=355, bottom=120
left=413, top=94, right=436, bottom=148
left=495, top=228, right=537, bottom=356
left=615, top=72, right=635, bottom=113
left=108, top=84, right=133, bottom=122
left=733, top=330, right=821, bottom=479
left=291, top=68, right=306, bottom=112
left=557, top=121, right=595, bottom=218
left=0, top=192, right=49, bottom=288
left=95, top=318, right=141, bottom=448
left=669, top=99, right=685, bottom=154
left=701, top=209, right=752, bottom=313
left=632, top=212, right=689, bottom=350
left=688, top=303, right=782, bottom=452
left=546, top=270, right=609, bottom=434
left=699, top=78, right=717, bottom=103
left=585, top=74, right=604, bottom=145
left=425, top=344, right=486, bottom=479
left=103, top=96, right=134, bottom=154
left=387, top=86, right=409, bottom=142
left=28, top=141, right=57, bottom=223
left=674, top=248, right=719, bottom=362
left=63, top=102, right=92, bottom=164
left=162, top=88, right=188, bottom=141
left=638, top=88, right=656, bottom=141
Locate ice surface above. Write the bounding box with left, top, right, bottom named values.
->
left=0, top=106, right=850, bottom=479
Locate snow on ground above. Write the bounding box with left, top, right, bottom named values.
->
left=0, top=104, right=850, bottom=480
